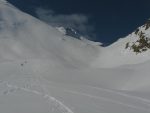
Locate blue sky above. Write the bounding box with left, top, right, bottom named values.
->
left=8, top=0, right=150, bottom=45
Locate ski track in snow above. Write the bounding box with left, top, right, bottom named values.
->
left=42, top=83, right=150, bottom=112
left=1, top=75, right=150, bottom=112
left=1, top=1, right=150, bottom=113
left=66, top=90, right=150, bottom=112
left=0, top=80, right=74, bottom=113
left=88, top=85, right=150, bottom=104
left=37, top=79, right=150, bottom=111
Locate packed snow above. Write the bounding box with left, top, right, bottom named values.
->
left=0, top=1, right=150, bottom=113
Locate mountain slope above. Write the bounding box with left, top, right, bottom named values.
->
left=0, top=0, right=101, bottom=68
left=92, top=20, right=150, bottom=68
left=1, top=0, right=150, bottom=113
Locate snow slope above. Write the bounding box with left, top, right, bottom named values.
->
left=0, top=0, right=100, bottom=68
left=92, top=22, right=150, bottom=68
left=0, top=0, right=150, bottom=113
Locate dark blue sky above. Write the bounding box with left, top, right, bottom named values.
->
left=7, top=0, right=150, bottom=44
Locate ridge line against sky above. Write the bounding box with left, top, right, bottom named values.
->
left=7, top=0, right=150, bottom=45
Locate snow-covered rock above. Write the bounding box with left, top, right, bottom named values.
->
left=56, top=26, right=67, bottom=34
left=91, top=19, right=150, bottom=68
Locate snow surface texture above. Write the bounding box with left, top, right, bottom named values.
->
left=0, top=1, right=150, bottom=113
left=0, top=0, right=7, bottom=3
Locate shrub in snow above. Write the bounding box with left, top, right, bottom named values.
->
left=126, top=31, right=150, bottom=54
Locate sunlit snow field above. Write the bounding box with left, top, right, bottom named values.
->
left=0, top=0, right=150, bottom=113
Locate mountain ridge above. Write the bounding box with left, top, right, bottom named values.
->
left=1, top=0, right=150, bottom=68
left=0, top=1, right=150, bottom=113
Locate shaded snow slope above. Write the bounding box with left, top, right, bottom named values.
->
left=0, top=0, right=7, bottom=3
left=0, top=59, right=150, bottom=113
left=0, top=1, right=100, bottom=68
left=0, top=1, right=150, bottom=113
left=1, top=0, right=150, bottom=69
